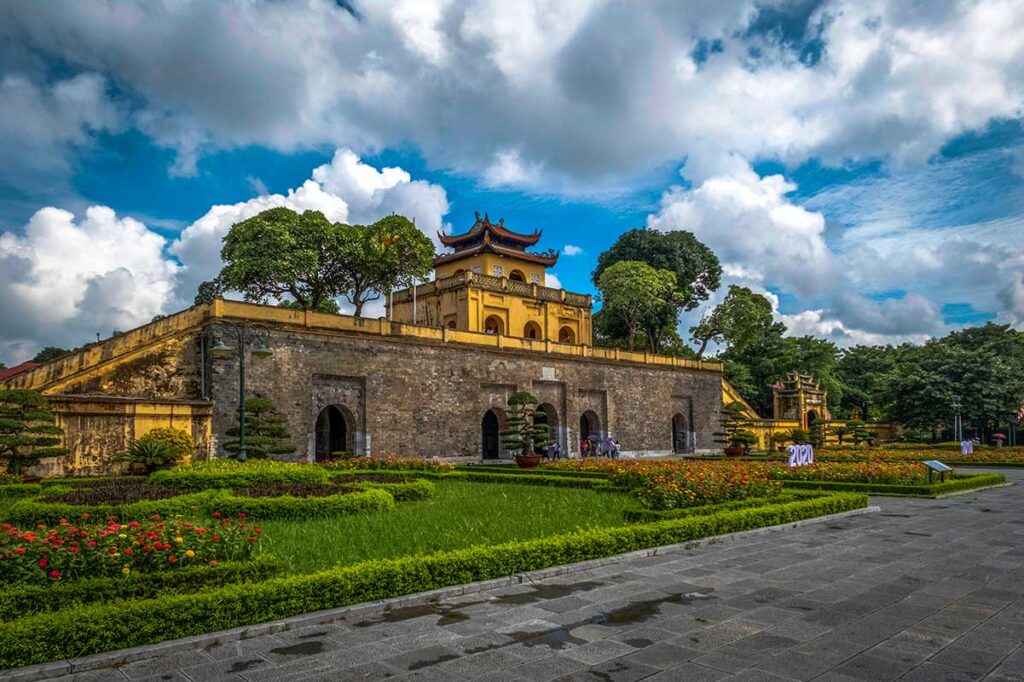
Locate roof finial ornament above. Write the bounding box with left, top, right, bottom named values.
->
left=499, top=217, right=504, bottom=226
left=474, top=211, right=480, bottom=221
left=484, top=212, right=490, bottom=223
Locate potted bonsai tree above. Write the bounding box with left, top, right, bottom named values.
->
left=500, top=391, right=553, bottom=468
left=715, top=401, right=755, bottom=457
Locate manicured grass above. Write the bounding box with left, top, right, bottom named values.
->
left=255, top=480, right=635, bottom=574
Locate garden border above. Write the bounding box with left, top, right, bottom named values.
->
left=778, top=472, right=1007, bottom=497
left=1, top=501, right=879, bottom=681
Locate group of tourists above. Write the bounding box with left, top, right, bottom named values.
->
left=579, top=435, right=621, bottom=459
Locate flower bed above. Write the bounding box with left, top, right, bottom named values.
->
left=807, top=447, right=1024, bottom=465
left=39, top=480, right=189, bottom=505
left=0, top=515, right=259, bottom=585
left=233, top=482, right=358, bottom=498
left=769, top=461, right=930, bottom=485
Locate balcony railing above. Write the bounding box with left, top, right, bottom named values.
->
left=391, top=272, right=592, bottom=309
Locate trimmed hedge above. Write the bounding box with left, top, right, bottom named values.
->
left=5, top=487, right=395, bottom=524
left=5, top=490, right=222, bottom=526
left=344, top=478, right=435, bottom=501
left=780, top=472, right=1006, bottom=497
left=0, top=491, right=866, bottom=669
left=0, top=483, right=43, bottom=498
left=213, top=487, right=394, bottom=520
left=150, top=462, right=329, bottom=489
left=0, top=556, right=281, bottom=621
left=457, top=465, right=610, bottom=480
left=622, top=492, right=812, bottom=522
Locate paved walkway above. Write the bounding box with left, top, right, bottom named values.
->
left=44, top=471, right=1024, bottom=681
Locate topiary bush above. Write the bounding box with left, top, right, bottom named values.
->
left=138, top=427, right=195, bottom=463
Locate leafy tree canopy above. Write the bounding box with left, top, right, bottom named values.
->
left=596, top=261, right=678, bottom=352
left=690, top=285, right=776, bottom=358
left=31, top=347, right=70, bottom=363
left=213, top=208, right=434, bottom=317
left=277, top=298, right=341, bottom=314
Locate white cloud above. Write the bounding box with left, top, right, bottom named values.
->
left=0, top=150, right=449, bottom=362
left=563, top=244, right=582, bottom=256
left=483, top=149, right=543, bottom=188
left=0, top=206, right=178, bottom=360
left=545, top=272, right=562, bottom=290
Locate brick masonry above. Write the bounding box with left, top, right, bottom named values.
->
left=206, top=322, right=724, bottom=460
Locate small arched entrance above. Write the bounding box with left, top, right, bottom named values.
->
left=806, top=410, right=818, bottom=429
left=524, top=321, right=542, bottom=339
left=484, top=315, right=504, bottom=335
left=672, top=413, right=689, bottom=454
left=315, top=405, right=353, bottom=461
left=482, top=409, right=503, bottom=460
left=559, top=326, right=576, bottom=344
left=535, top=403, right=558, bottom=454
left=580, top=410, right=600, bottom=441
left=509, top=270, right=526, bottom=282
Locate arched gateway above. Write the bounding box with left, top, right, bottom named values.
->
left=314, top=405, right=354, bottom=461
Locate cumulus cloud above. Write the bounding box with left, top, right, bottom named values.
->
left=0, top=150, right=449, bottom=362
left=0, top=206, right=178, bottom=360
left=563, top=244, right=582, bottom=256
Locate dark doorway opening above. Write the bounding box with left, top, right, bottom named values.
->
left=315, top=405, right=349, bottom=462
left=482, top=409, right=502, bottom=460
left=672, top=413, right=688, bottom=453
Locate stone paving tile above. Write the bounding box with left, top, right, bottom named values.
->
left=26, top=470, right=1024, bottom=682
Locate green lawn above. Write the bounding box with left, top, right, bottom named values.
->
left=255, top=480, right=635, bottom=574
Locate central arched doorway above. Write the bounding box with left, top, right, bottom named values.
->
left=535, top=403, right=559, bottom=454
left=315, top=405, right=353, bottom=461
left=672, top=413, right=689, bottom=454
left=482, top=409, right=503, bottom=460
left=559, top=326, right=576, bottom=344
left=579, top=409, right=601, bottom=451
left=806, top=410, right=818, bottom=429
left=523, top=321, right=542, bottom=339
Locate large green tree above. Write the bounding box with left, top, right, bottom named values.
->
left=213, top=208, right=434, bottom=317
left=217, top=208, right=350, bottom=311
left=690, top=285, right=776, bottom=358
left=597, top=261, right=678, bottom=351
left=836, top=345, right=896, bottom=419
left=592, top=229, right=720, bottom=353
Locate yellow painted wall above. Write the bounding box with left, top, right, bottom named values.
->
left=435, top=253, right=547, bottom=286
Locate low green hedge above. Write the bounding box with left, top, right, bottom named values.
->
left=780, top=472, right=1006, bottom=497
left=5, top=487, right=395, bottom=524
left=5, top=490, right=222, bottom=526
left=622, top=492, right=813, bottom=522
left=39, top=476, right=142, bottom=488
left=150, top=461, right=329, bottom=489
left=0, top=483, right=43, bottom=498
left=213, top=488, right=394, bottom=520
left=343, top=478, right=435, bottom=501
left=0, top=491, right=866, bottom=669
left=457, top=465, right=610, bottom=480
left=0, top=556, right=281, bottom=621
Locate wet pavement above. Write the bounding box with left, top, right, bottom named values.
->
left=41, top=470, right=1024, bottom=681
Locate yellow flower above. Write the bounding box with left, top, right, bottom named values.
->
left=174, top=536, right=184, bottom=544
left=122, top=566, right=130, bottom=575
left=112, top=552, right=121, bottom=558
left=118, top=533, right=127, bottom=539
left=185, top=550, right=195, bottom=558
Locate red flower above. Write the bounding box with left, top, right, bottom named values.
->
left=49, top=570, right=61, bottom=579
left=68, top=547, right=80, bottom=553
left=37, top=558, right=48, bottom=568
left=14, top=548, right=25, bottom=555
left=211, top=512, right=221, bottom=518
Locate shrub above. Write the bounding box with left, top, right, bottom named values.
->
left=769, top=461, right=929, bottom=485
left=0, top=389, right=68, bottom=475
left=114, top=441, right=179, bottom=475
left=5, top=490, right=223, bottom=527
left=0, top=491, right=867, bottom=668
left=0, top=556, right=281, bottom=621
left=0, top=514, right=260, bottom=584
left=232, top=482, right=358, bottom=498
left=138, top=427, right=195, bottom=462
left=222, top=396, right=296, bottom=460
left=150, top=460, right=329, bottom=489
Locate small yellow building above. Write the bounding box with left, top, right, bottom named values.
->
left=388, top=212, right=593, bottom=345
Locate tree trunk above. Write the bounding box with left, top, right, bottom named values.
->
left=695, top=337, right=710, bottom=359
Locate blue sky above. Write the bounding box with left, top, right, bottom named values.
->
left=1, top=0, right=1023, bottom=361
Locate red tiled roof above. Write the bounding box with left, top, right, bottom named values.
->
left=438, top=212, right=542, bottom=248
left=433, top=229, right=559, bottom=267
left=0, top=362, right=41, bottom=381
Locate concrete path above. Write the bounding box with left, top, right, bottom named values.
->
left=41, top=471, right=1024, bottom=681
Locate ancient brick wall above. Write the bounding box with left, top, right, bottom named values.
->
left=206, top=323, right=723, bottom=460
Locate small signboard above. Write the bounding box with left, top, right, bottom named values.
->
left=922, top=459, right=952, bottom=483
